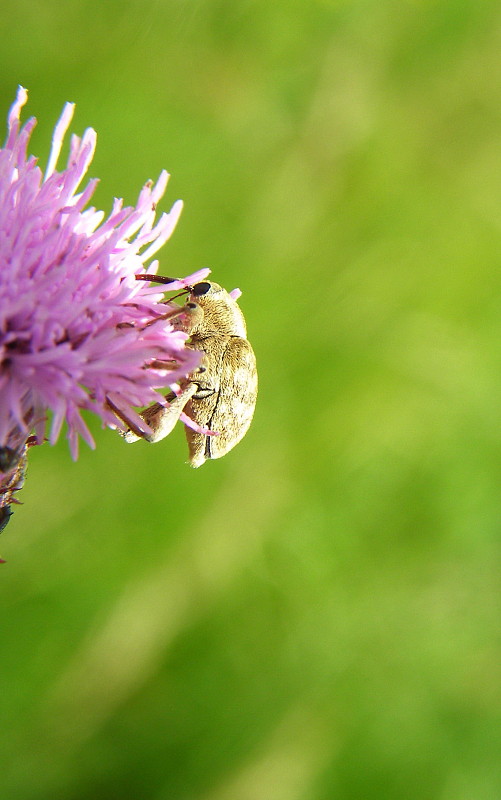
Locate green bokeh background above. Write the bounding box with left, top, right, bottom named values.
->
left=1, top=1, right=501, bottom=798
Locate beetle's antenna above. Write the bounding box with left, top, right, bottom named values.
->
left=141, top=302, right=195, bottom=329
left=162, top=289, right=191, bottom=304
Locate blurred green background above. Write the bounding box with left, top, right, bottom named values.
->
left=2, top=0, right=501, bottom=798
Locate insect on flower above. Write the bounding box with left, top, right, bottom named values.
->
left=122, top=275, right=258, bottom=467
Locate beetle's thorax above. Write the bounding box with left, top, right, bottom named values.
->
left=188, top=282, right=247, bottom=338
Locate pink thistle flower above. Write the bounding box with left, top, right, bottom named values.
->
left=0, top=87, right=208, bottom=532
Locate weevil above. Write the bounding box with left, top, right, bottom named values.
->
left=122, top=278, right=257, bottom=467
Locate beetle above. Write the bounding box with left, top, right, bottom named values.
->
left=122, top=279, right=257, bottom=467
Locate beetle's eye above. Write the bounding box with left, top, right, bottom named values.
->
left=192, top=282, right=211, bottom=296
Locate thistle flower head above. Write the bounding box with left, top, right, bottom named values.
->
left=0, top=86, right=207, bottom=465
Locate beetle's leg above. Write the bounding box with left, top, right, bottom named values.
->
left=122, top=383, right=198, bottom=443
